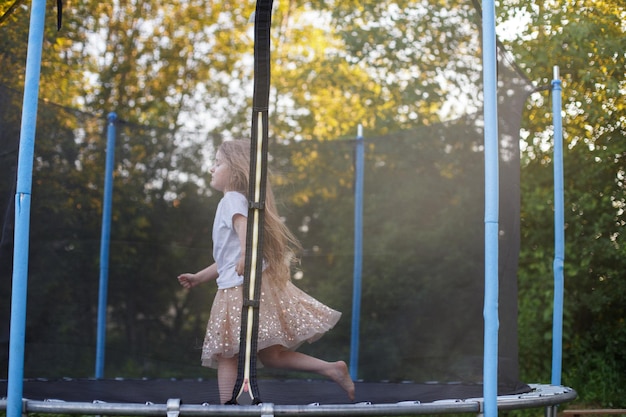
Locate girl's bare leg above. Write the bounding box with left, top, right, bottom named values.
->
left=258, top=345, right=355, bottom=401
left=217, top=356, right=238, bottom=404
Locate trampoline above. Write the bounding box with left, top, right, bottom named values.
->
left=0, top=379, right=575, bottom=416
left=1, top=0, right=576, bottom=415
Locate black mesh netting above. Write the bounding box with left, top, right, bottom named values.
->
left=0, top=18, right=534, bottom=407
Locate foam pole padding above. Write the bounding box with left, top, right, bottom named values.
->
left=481, top=0, right=500, bottom=416
left=7, top=1, right=47, bottom=417
left=550, top=66, right=564, bottom=386
left=95, top=113, right=118, bottom=379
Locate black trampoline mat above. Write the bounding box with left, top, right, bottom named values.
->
left=1, top=378, right=531, bottom=405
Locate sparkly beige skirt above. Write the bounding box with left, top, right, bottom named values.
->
left=201, top=276, right=341, bottom=368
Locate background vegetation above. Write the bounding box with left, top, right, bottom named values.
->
left=0, top=0, right=624, bottom=412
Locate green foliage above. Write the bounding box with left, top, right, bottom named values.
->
left=565, top=334, right=626, bottom=407
left=504, top=0, right=626, bottom=408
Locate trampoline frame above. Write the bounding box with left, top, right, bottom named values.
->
left=1, top=384, right=576, bottom=417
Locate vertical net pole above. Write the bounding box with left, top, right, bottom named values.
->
left=481, top=0, right=500, bottom=416
left=551, top=65, right=564, bottom=386
left=349, top=125, right=364, bottom=381
left=95, top=112, right=117, bottom=379
left=7, top=1, right=47, bottom=416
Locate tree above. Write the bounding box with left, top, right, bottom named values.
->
left=1, top=0, right=227, bottom=376
left=260, top=0, right=489, bottom=142
left=500, top=0, right=626, bottom=405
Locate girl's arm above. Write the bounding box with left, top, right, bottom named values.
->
left=234, top=213, right=247, bottom=275
left=177, top=263, right=218, bottom=289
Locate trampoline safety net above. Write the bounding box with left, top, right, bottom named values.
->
left=0, top=1, right=539, bottom=408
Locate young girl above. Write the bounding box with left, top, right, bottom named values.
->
left=177, top=140, right=355, bottom=404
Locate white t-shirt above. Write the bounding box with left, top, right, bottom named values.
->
left=212, top=191, right=248, bottom=289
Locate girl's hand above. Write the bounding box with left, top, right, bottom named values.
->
left=235, top=255, right=245, bottom=276
left=177, top=273, right=197, bottom=289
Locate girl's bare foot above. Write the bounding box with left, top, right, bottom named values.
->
left=326, top=361, right=355, bottom=401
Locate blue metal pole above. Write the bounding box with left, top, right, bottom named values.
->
left=551, top=66, right=564, bottom=386
left=481, top=0, right=500, bottom=416
left=349, top=124, right=364, bottom=381
left=95, top=112, right=117, bottom=379
left=7, top=1, right=47, bottom=416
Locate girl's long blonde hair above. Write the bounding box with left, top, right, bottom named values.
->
left=218, top=139, right=301, bottom=284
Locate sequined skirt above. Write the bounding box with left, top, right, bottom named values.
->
left=201, top=277, right=341, bottom=368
